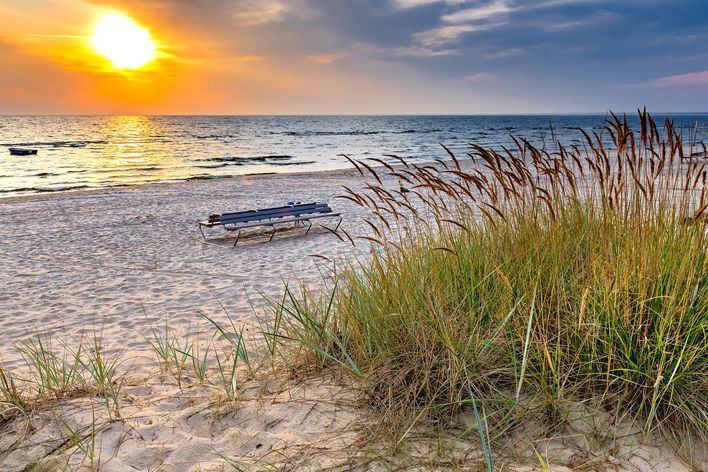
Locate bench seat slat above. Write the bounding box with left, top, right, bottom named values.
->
left=220, top=210, right=331, bottom=225
left=221, top=202, right=324, bottom=218
left=199, top=202, right=339, bottom=232
left=219, top=203, right=331, bottom=225
left=222, top=212, right=341, bottom=231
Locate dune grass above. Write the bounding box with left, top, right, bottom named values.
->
left=266, top=111, right=707, bottom=462
left=0, top=334, right=126, bottom=422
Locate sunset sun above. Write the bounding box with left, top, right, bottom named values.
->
left=91, top=13, right=156, bottom=69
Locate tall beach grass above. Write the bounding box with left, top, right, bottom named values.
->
left=266, top=111, right=707, bottom=463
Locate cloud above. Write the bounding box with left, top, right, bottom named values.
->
left=485, top=47, right=524, bottom=58
left=404, top=0, right=622, bottom=56
left=441, top=1, right=511, bottom=23
left=458, top=72, right=495, bottom=83
left=307, top=53, right=345, bottom=64
left=232, top=0, right=308, bottom=26
left=413, top=23, right=498, bottom=47
left=3, top=0, right=707, bottom=113
left=86, top=0, right=309, bottom=28
left=646, top=70, right=708, bottom=88
left=406, top=0, right=511, bottom=51
left=393, top=0, right=468, bottom=9
left=393, top=46, right=460, bottom=56
left=540, top=10, right=615, bottom=31
left=232, top=55, right=266, bottom=62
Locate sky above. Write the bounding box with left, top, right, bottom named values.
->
left=0, top=0, right=707, bottom=114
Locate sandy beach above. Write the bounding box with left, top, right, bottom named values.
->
left=0, top=170, right=370, bottom=370
left=0, top=166, right=700, bottom=471
left=0, top=170, right=377, bottom=470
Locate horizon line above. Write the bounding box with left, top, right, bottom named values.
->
left=1, top=111, right=707, bottom=117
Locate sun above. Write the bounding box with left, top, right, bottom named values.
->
left=91, top=13, right=156, bottom=69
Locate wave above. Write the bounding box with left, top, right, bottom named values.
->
left=0, top=185, right=91, bottom=194
left=194, top=155, right=310, bottom=169
left=271, top=160, right=316, bottom=166
left=129, top=166, right=163, bottom=172
left=2, top=140, right=108, bottom=148
left=186, top=175, right=216, bottom=181
left=194, top=134, right=235, bottom=140
left=393, top=129, right=443, bottom=134
left=187, top=173, right=240, bottom=181
left=287, top=130, right=382, bottom=137
left=196, top=155, right=294, bottom=164
left=195, top=163, right=232, bottom=169
left=271, top=128, right=444, bottom=137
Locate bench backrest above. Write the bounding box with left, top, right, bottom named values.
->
left=218, top=202, right=332, bottom=226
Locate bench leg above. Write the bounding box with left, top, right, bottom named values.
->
left=314, top=215, right=342, bottom=234
left=268, top=225, right=277, bottom=242
left=233, top=229, right=242, bottom=247
left=305, top=219, right=313, bottom=235
left=198, top=224, right=207, bottom=241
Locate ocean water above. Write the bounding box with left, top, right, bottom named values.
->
left=1, top=114, right=706, bottom=197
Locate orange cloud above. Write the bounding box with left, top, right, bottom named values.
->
left=307, top=53, right=345, bottom=64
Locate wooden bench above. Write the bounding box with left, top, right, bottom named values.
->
left=199, top=202, right=342, bottom=246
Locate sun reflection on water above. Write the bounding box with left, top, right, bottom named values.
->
left=100, top=116, right=186, bottom=183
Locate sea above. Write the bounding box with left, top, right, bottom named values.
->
left=1, top=114, right=706, bottom=197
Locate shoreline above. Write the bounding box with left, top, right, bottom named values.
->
left=0, top=164, right=364, bottom=204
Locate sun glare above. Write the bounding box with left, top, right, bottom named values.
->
left=91, top=13, right=156, bottom=69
